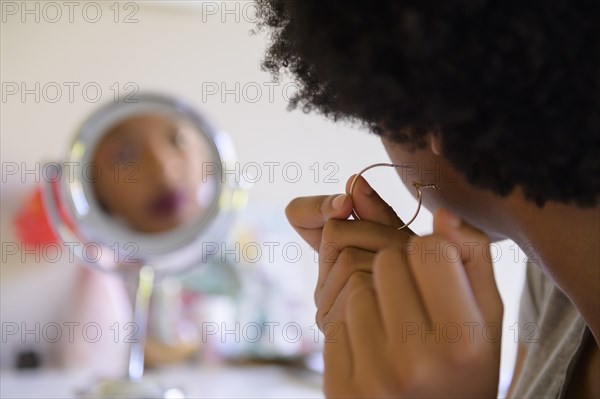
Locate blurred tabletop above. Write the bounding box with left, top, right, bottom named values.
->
left=0, top=361, right=324, bottom=398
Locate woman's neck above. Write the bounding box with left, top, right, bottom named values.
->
left=508, top=198, right=600, bottom=345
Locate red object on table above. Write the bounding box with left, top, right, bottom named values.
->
left=13, top=185, right=59, bottom=246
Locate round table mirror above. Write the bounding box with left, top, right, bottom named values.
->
left=42, top=93, right=249, bottom=398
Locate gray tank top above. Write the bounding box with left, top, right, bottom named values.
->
left=511, top=262, right=589, bottom=398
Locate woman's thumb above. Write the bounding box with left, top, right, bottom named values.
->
left=346, top=175, right=414, bottom=233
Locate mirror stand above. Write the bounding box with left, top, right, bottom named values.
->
left=128, top=265, right=153, bottom=383
left=82, top=265, right=185, bottom=399
left=81, top=266, right=184, bottom=399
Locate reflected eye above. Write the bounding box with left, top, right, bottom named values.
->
left=114, top=144, right=138, bottom=164
left=170, top=128, right=185, bottom=149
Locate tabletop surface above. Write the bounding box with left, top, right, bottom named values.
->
left=0, top=361, right=324, bottom=399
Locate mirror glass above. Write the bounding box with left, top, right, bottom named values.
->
left=91, top=113, right=213, bottom=234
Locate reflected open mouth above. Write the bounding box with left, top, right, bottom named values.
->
left=149, top=189, right=187, bottom=217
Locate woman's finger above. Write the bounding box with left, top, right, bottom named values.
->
left=432, top=208, right=503, bottom=323
left=285, top=193, right=354, bottom=251
left=322, top=321, right=353, bottom=398
left=372, top=246, right=428, bottom=350
left=316, top=247, right=375, bottom=326
left=346, top=175, right=415, bottom=235
left=345, top=272, right=386, bottom=374
left=318, top=219, right=410, bottom=298
left=406, top=235, right=482, bottom=327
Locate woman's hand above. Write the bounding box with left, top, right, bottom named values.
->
left=323, top=210, right=503, bottom=398
left=286, top=176, right=504, bottom=398
left=286, top=176, right=413, bottom=327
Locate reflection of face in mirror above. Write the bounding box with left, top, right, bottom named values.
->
left=91, top=114, right=208, bottom=233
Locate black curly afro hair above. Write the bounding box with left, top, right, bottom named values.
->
left=255, top=0, right=600, bottom=207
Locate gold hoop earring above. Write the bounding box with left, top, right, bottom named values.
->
left=348, top=163, right=440, bottom=230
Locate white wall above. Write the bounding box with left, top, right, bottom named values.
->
left=1, top=1, right=524, bottom=391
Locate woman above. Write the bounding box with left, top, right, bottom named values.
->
left=256, top=1, right=599, bottom=397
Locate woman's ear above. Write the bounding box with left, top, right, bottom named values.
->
left=430, top=132, right=443, bottom=156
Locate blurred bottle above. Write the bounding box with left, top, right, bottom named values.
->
left=144, top=276, right=200, bottom=367
left=61, top=267, right=131, bottom=378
